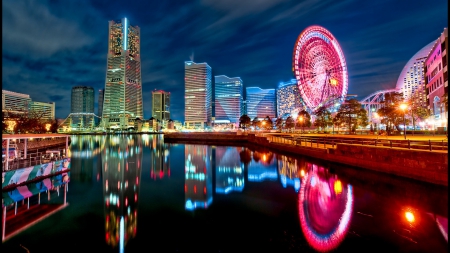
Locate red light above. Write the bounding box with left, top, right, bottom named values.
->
left=184, top=184, right=187, bottom=192
left=194, top=185, right=197, bottom=193
left=204, top=186, right=206, bottom=194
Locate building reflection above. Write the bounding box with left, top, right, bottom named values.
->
left=184, top=145, right=212, bottom=211
left=247, top=150, right=277, bottom=182
left=277, top=154, right=304, bottom=192
left=148, top=134, right=170, bottom=180
left=215, top=146, right=244, bottom=194
left=101, top=135, right=142, bottom=251
left=298, top=163, right=353, bottom=252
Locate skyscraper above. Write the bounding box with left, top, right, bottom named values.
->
left=184, top=61, right=212, bottom=128
left=29, top=101, right=55, bottom=120
left=71, top=86, right=94, bottom=127
left=246, top=87, right=276, bottom=119
left=97, top=88, right=104, bottom=125
left=2, top=90, right=31, bottom=114
left=152, top=90, right=170, bottom=121
left=276, top=79, right=304, bottom=118
left=214, top=75, right=243, bottom=125
left=102, top=18, right=143, bottom=130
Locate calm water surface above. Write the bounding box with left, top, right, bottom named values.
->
left=3, top=134, right=448, bottom=252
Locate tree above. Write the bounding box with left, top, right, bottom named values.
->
left=335, top=99, right=368, bottom=134
left=296, top=110, right=311, bottom=132
left=313, top=106, right=332, bottom=131
left=4, top=108, right=47, bottom=134
left=261, top=116, right=273, bottom=130
left=252, top=117, right=261, bottom=130
left=376, top=92, right=405, bottom=133
left=285, top=116, right=295, bottom=131
left=275, top=117, right=283, bottom=132
left=239, top=114, right=251, bottom=131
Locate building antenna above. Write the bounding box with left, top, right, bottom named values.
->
left=189, top=51, right=194, bottom=62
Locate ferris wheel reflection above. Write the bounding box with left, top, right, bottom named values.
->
left=298, top=163, right=353, bottom=252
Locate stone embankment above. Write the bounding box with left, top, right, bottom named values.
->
left=164, top=132, right=448, bottom=186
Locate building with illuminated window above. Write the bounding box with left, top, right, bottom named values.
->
left=97, top=88, right=105, bottom=125
left=71, top=86, right=95, bottom=127
left=102, top=18, right=143, bottom=130
left=396, top=41, right=435, bottom=107
left=425, top=28, right=448, bottom=127
left=184, top=61, right=212, bottom=128
left=276, top=79, right=305, bottom=118
left=152, top=90, right=170, bottom=122
left=29, top=101, right=55, bottom=120
left=246, top=87, right=276, bottom=119
left=2, top=90, right=31, bottom=114
left=214, top=75, right=243, bottom=125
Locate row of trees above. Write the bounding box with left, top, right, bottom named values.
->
left=239, top=98, right=369, bottom=133
left=2, top=109, right=58, bottom=134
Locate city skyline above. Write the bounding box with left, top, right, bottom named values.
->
left=2, top=0, right=448, bottom=121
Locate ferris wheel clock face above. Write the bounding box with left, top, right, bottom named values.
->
left=293, top=26, right=348, bottom=111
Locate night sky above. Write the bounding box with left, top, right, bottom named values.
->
left=2, top=0, right=448, bottom=121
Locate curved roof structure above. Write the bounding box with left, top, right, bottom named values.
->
left=395, top=41, right=435, bottom=99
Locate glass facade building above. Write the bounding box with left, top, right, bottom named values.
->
left=97, top=88, right=105, bottom=125
left=102, top=18, right=143, bottom=130
left=246, top=87, right=276, bottom=119
left=29, top=101, right=55, bottom=120
left=276, top=79, right=304, bottom=118
left=214, top=75, right=243, bottom=124
left=184, top=61, right=212, bottom=128
left=71, top=86, right=95, bottom=127
left=152, top=90, right=170, bottom=121
left=2, top=90, right=31, bottom=114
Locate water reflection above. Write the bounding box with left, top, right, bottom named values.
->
left=184, top=145, right=213, bottom=210
left=101, top=135, right=142, bottom=252
left=148, top=134, right=170, bottom=180
left=247, top=149, right=277, bottom=182
left=298, top=163, right=353, bottom=252
left=215, top=146, right=244, bottom=194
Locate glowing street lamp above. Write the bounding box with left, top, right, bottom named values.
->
left=399, top=103, right=408, bottom=139
left=299, top=116, right=304, bottom=134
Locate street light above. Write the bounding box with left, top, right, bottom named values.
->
left=399, top=103, right=408, bottom=139
left=299, top=116, right=304, bottom=134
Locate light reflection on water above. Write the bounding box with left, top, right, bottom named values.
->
left=3, top=134, right=447, bottom=253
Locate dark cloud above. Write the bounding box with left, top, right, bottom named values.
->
left=2, top=0, right=448, bottom=120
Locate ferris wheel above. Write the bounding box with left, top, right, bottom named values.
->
left=292, top=26, right=348, bottom=112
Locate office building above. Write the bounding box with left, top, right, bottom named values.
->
left=97, top=88, right=104, bottom=124
left=71, top=86, right=95, bottom=127
left=246, top=87, right=276, bottom=119
left=276, top=79, right=304, bottom=118
left=184, top=61, right=212, bottom=128
left=425, top=28, right=448, bottom=127
left=102, top=18, right=143, bottom=130
left=2, top=90, right=31, bottom=114
left=152, top=90, right=170, bottom=121
left=29, top=101, right=55, bottom=120
left=214, top=75, right=243, bottom=125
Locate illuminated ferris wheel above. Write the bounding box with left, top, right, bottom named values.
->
left=292, top=26, right=348, bottom=112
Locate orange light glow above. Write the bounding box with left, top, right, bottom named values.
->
left=300, top=170, right=305, bottom=177
left=329, top=78, right=338, bottom=86
left=45, top=123, right=51, bottom=131
left=334, top=180, right=342, bottom=194
left=405, top=211, right=415, bottom=223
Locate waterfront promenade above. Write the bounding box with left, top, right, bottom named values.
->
left=164, top=132, right=448, bottom=186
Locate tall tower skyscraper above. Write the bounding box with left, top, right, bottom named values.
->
left=184, top=61, right=212, bottom=128
left=276, top=79, right=304, bottom=118
left=246, top=87, right=276, bottom=119
left=97, top=88, right=105, bottom=125
left=214, top=75, right=243, bottom=125
left=102, top=18, right=143, bottom=130
left=152, top=90, right=170, bottom=121
left=71, top=86, right=94, bottom=127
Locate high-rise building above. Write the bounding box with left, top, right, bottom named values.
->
left=2, top=90, right=31, bottom=114
left=71, top=86, right=95, bottom=127
left=97, top=88, right=105, bottom=124
left=29, top=101, right=55, bottom=120
left=184, top=61, right=212, bottom=128
left=246, top=87, right=276, bottom=120
left=152, top=90, right=170, bottom=121
left=102, top=18, right=143, bottom=130
left=276, top=79, right=304, bottom=118
left=425, top=28, right=448, bottom=127
left=396, top=41, right=435, bottom=105
left=214, top=75, right=243, bottom=125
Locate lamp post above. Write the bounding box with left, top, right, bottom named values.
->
left=400, top=103, right=407, bottom=139
left=299, top=116, right=304, bottom=135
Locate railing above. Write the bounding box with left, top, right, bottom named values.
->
left=268, top=135, right=448, bottom=152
